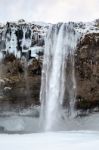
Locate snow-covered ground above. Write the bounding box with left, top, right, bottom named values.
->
left=0, top=131, right=99, bottom=150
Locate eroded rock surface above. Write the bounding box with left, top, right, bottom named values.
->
left=75, top=33, right=99, bottom=111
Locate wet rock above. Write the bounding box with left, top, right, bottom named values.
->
left=75, top=32, right=99, bottom=111
left=28, top=59, right=42, bottom=75
left=0, top=56, right=41, bottom=111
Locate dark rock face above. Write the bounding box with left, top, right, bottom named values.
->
left=75, top=33, right=99, bottom=111
left=0, top=54, right=41, bottom=112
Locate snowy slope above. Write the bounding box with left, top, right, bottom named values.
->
left=0, top=131, right=99, bottom=150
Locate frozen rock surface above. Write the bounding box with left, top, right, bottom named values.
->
left=0, top=19, right=99, bottom=114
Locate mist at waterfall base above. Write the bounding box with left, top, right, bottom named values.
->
left=40, top=23, right=80, bottom=131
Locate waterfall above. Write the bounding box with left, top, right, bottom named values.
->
left=40, top=23, right=80, bottom=131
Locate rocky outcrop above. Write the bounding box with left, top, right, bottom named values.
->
left=0, top=54, right=41, bottom=112
left=0, top=20, right=47, bottom=112
left=75, top=33, right=99, bottom=111
left=0, top=20, right=99, bottom=113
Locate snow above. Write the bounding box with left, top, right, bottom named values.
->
left=0, top=20, right=47, bottom=59
left=31, top=21, right=50, bottom=27
left=30, top=46, right=44, bottom=58
left=0, top=110, right=99, bottom=150
left=0, top=131, right=99, bottom=150
left=75, top=21, right=99, bottom=39
left=0, top=20, right=99, bottom=60
left=21, top=28, right=32, bottom=51
left=5, top=27, right=18, bottom=57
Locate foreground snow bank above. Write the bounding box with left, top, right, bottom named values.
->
left=0, top=131, right=99, bottom=150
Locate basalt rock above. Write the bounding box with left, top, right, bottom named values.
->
left=0, top=54, right=41, bottom=112
left=75, top=33, right=99, bottom=111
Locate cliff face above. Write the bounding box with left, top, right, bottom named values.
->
left=75, top=33, right=99, bottom=111
left=0, top=19, right=48, bottom=59
left=0, top=55, right=41, bottom=112
left=0, top=20, right=99, bottom=112
left=0, top=20, right=48, bottom=111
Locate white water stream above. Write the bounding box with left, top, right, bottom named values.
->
left=40, top=23, right=80, bottom=131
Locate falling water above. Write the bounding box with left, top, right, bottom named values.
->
left=40, top=23, right=80, bottom=131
